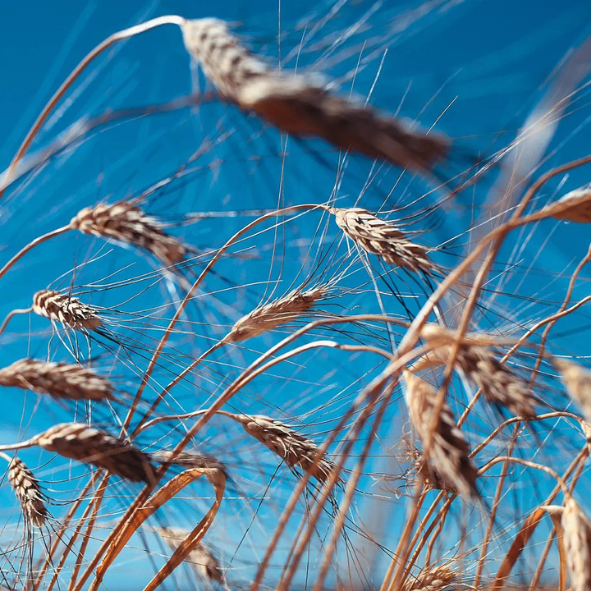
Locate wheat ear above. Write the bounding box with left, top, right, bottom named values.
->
left=32, top=290, right=102, bottom=331
left=401, top=565, right=456, bottom=591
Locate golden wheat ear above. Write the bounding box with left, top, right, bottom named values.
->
left=5, top=455, right=48, bottom=528
left=181, top=18, right=449, bottom=173
left=32, top=290, right=102, bottom=331
left=401, top=564, right=456, bottom=591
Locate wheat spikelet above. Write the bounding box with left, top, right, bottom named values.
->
left=181, top=18, right=449, bottom=172
left=403, top=370, right=478, bottom=498
left=557, top=499, right=591, bottom=591
left=0, top=358, right=114, bottom=401
left=420, top=324, right=536, bottom=419
left=7, top=456, right=47, bottom=528
left=153, top=449, right=227, bottom=477
left=331, top=208, right=436, bottom=274
left=231, top=414, right=335, bottom=482
left=154, top=526, right=224, bottom=584
left=36, top=423, right=155, bottom=482
left=71, top=201, right=187, bottom=266
left=401, top=565, right=456, bottom=591
left=224, top=286, right=327, bottom=342
left=555, top=359, right=591, bottom=422
left=32, top=290, right=102, bottom=331
left=547, top=187, right=591, bottom=223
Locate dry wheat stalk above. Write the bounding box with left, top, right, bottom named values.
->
left=181, top=18, right=449, bottom=172
left=36, top=423, right=155, bottom=482
left=555, top=359, right=591, bottom=422
left=7, top=455, right=47, bottom=528
left=223, top=286, right=327, bottom=342
left=154, top=526, right=224, bottom=584
left=0, top=358, right=114, bottom=401
left=153, top=449, right=227, bottom=477
left=229, top=413, right=335, bottom=482
left=547, top=187, right=591, bottom=223
left=420, top=324, right=536, bottom=419
left=544, top=500, right=591, bottom=591
left=71, top=201, right=187, bottom=266
left=32, top=290, right=102, bottom=331
left=331, top=207, right=436, bottom=274
left=403, top=370, right=478, bottom=498
left=401, top=565, right=456, bottom=591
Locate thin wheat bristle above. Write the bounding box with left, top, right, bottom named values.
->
left=401, top=565, right=456, bottom=591
left=561, top=498, right=591, bottom=591
left=0, top=359, right=114, bottom=401
left=36, top=423, right=155, bottom=482
left=224, top=286, right=327, bottom=342
left=232, top=414, right=335, bottom=482
left=71, top=202, right=187, bottom=266
left=403, top=370, right=478, bottom=498
left=420, top=324, right=536, bottom=419
left=181, top=18, right=449, bottom=172
left=555, top=359, right=591, bottom=422
left=332, top=208, right=436, bottom=274
left=153, top=449, right=227, bottom=477
left=7, top=456, right=47, bottom=528
left=32, top=290, right=102, bottom=331
left=154, top=526, right=224, bottom=583
left=548, top=187, right=591, bottom=223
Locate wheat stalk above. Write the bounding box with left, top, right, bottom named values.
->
left=421, top=324, right=537, bottom=419
left=225, top=413, right=335, bottom=482
left=3, top=454, right=48, bottom=528
left=401, top=565, right=456, bottom=591
left=331, top=207, right=436, bottom=274
left=0, top=358, right=114, bottom=401
left=223, top=286, right=328, bottom=342
left=32, top=290, right=102, bottom=331
left=181, top=18, right=449, bottom=172
left=403, top=370, right=478, bottom=498
left=153, top=526, right=224, bottom=584
left=71, top=201, right=187, bottom=266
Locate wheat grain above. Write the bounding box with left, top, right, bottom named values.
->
left=401, top=565, right=456, bottom=591
left=36, top=423, right=155, bottom=482
left=154, top=526, right=224, bottom=583
left=230, top=414, right=335, bottom=482
left=331, top=207, right=436, bottom=274
left=71, top=201, right=187, bottom=266
left=555, top=359, right=591, bottom=422
left=0, top=358, right=114, bottom=401
left=32, top=290, right=102, bottom=331
left=181, top=18, right=449, bottom=172
left=224, top=286, right=327, bottom=342
left=7, top=455, right=47, bottom=528
left=421, top=324, right=536, bottom=419
left=403, top=370, right=478, bottom=498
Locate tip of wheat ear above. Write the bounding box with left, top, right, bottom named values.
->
left=555, top=358, right=591, bottom=423
left=71, top=202, right=187, bottom=266
left=224, top=286, right=327, bottom=343
left=181, top=18, right=449, bottom=172
left=0, top=358, right=114, bottom=401
left=36, top=423, right=155, bottom=483
left=548, top=187, right=591, bottom=223
left=401, top=564, right=456, bottom=591
left=32, top=290, right=102, bottom=331
left=8, top=456, right=48, bottom=528
left=153, top=449, right=227, bottom=477
left=331, top=207, right=436, bottom=274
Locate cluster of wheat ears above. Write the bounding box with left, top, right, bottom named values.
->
left=0, top=7, right=590, bottom=591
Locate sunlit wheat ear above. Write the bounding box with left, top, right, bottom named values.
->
left=153, top=449, right=227, bottom=478
left=544, top=500, right=591, bottom=591
left=555, top=359, right=591, bottom=422
left=32, top=290, right=102, bottom=331
left=330, top=207, right=436, bottom=274
left=154, top=526, right=224, bottom=584
left=180, top=18, right=449, bottom=172
left=401, top=565, right=456, bottom=591
left=36, top=423, right=155, bottom=482
left=71, top=201, right=187, bottom=266
left=546, top=186, right=591, bottom=223
left=223, top=286, right=328, bottom=343
left=420, top=324, right=536, bottom=419
left=0, top=359, right=114, bottom=401
left=7, top=456, right=47, bottom=528
left=403, top=370, right=478, bottom=499
left=229, top=413, right=335, bottom=482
